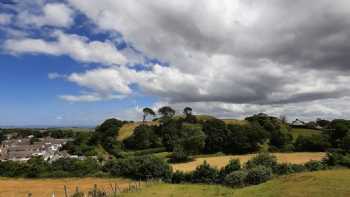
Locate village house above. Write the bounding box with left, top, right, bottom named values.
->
left=0, top=137, right=71, bottom=162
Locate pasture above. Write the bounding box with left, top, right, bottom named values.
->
left=120, top=169, right=350, bottom=197
left=172, top=152, right=326, bottom=172
left=0, top=178, right=133, bottom=197
left=290, top=128, right=322, bottom=140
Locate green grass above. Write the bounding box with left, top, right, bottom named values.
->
left=290, top=128, right=322, bottom=140
left=120, top=169, right=350, bottom=197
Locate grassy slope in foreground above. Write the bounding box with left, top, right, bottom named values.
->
left=172, top=152, right=326, bottom=172
left=120, top=169, right=350, bottom=197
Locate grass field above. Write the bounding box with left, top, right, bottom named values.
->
left=117, top=121, right=159, bottom=141
left=290, top=128, right=322, bottom=140
left=222, top=119, right=249, bottom=125
left=172, top=152, right=326, bottom=172
left=119, top=169, right=350, bottom=197
left=0, top=178, right=133, bottom=197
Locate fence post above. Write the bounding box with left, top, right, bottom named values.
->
left=64, top=185, right=68, bottom=197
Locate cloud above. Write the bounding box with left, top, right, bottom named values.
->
left=48, top=73, right=65, bottom=80
left=59, top=93, right=126, bottom=102
left=17, top=3, right=74, bottom=28
left=66, top=67, right=135, bottom=95
left=0, top=14, right=12, bottom=25
left=4, top=0, right=350, bottom=120
left=4, top=31, right=128, bottom=65
left=63, top=0, right=350, bottom=105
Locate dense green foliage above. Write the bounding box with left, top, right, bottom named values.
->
left=224, top=170, right=248, bottom=187
left=294, top=134, right=330, bottom=152
left=103, top=155, right=172, bottom=181
left=191, top=161, right=219, bottom=184
left=0, top=157, right=100, bottom=178
left=124, top=125, right=161, bottom=150
left=246, top=113, right=293, bottom=151
left=245, top=166, right=273, bottom=185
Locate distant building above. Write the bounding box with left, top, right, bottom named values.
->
left=0, top=137, right=71, bottom=161
left=290, top=119, right=306, bottom=127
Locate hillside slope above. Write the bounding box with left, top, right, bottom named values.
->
left=117, top=115, right=247, bottom=141
left=120, top=169, right=350, bottom=197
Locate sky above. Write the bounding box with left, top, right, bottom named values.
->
left=1, top=0, right=350, bottom=126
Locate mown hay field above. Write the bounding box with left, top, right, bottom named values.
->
left=119, top=169, right=350, bottom=197
left=172, top=152, right=326, bottom=172
left=0, top=178, right=133, bottom=197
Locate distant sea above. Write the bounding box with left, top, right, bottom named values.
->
left=0, top=125, right=95, bottom=129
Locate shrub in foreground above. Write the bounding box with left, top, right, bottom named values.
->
left=324, top=150, right=350, bottom=167
left=245, top=166, right=272, bottom=185
left=224, top=170, right=248, bottom=187
left=304, top=160, right=327, bottom=171
left=273, top=163, right=306, bottom=175
left=171, top=170, right=193, bottom=183
left=220, top=159, right=241, bottom=178
left=246, top=152, right=277, bottom=169
left=192, top=161, right=219, bottom=184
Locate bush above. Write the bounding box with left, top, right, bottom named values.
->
left=171, top=170, right=190, bottom=183
left=294, top=135, right=330, bottom=152
left=324, top=150, right=350, bottom=167
left=224, top=170, right=248, bottom=187
left=304, top=160, right=327, bottom=171
left=192, top=161, right=219, bottom=184
left=288, top=164, right=307, bottom=173
left=246, top=152, right=277, bottom=169
left=220, top=159, right=241, bottom=178
left=245, top=166, right=272, bottom=185
left=103, top=155, right=172, bottom=181
left=273, top=163, right=306, bottom=175
left=170, top=145, right=191, bottom=163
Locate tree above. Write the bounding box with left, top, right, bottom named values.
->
left=177, top=125, right=206, bottom=155
left=183, top=107, right=192, bottom=117
left=316, top=118, right=330, bottom=128
left=202, top=118, right=228, bottom=153
left=280, top=115, right=287, bottom=124
left=142, top=107, right=156, bottom=123
left=94, top=118, right=124, bottom=157
left=183, top=107, right=197, bottom=123
left=225, top=124, right=267, bottom=154
left=124, top=125, right=161, bottom=150
left=158, top=106, right=176, bottom=118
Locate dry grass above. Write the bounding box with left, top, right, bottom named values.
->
left=222, top=119, right=249, bottom=125
left=117, top=121, right=159, bottom=141
left=172, top=152, right=326, bottom=172
left=0, top=178, right=133, bottom=197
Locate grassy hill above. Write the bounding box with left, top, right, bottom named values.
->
left=117, top=115, right=247, bottom=141
left=290, top=128, right=322, bottom=140
left=120, top=169, right=350, bottom=197
left=117, top=121, right=159, bottom=141
left=222, top=119, right=249, bottom=125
